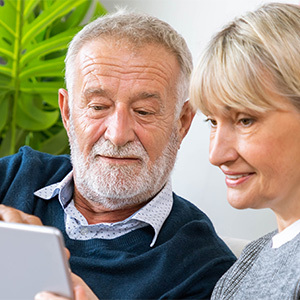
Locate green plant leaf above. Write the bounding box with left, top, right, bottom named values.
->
left=23, top=0, right=40, bottom=21
left=0, top=1, right=17, bottom=38
left=20, top=57, right=64, bottom=79
left=90, top=1, right=107, bottom=21
left=21, top=81, right=62, bottom=94
left=0, top=127, right=25, bottom=157
left=50, top=1, right=91, bottom=34
left=0, top=44, right=14, bottom=60
left=40, top=128, right=69, bottom=155
left=22, top=0, right=87, bottom=47
left=0, top=95, right=9, bottom=132
left=0, top=65, right=12, bottom=77
left=0, top=72, right=12, bottom=89
left=0, top=0, right=106, bottom=156
left=16, top=94, right=59, bottom=131
left=20, top=27, right=79, bottom=67
left=0, top=127, right=13, bottom=157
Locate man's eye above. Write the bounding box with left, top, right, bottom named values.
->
left=135, top=110, right=153, bottom=116
left=91, top=106, right=107, bottom=111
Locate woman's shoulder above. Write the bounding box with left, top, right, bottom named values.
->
left=241, top=230, right=277, bottom=257
left=211, top=230, right=277, bottom=299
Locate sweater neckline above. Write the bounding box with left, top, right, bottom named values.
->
left=272, top=219, right=300, bottom=248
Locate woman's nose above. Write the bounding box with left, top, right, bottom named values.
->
left=209, top=125, right=239, bottom=166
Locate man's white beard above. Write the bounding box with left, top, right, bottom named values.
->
left=69, top=120, right=180, bottom=210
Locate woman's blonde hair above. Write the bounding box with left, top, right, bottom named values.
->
left=190, top=3, right=300, bottom=115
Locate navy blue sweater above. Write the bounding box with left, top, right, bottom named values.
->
left=0, top=146, right=236, bottom=299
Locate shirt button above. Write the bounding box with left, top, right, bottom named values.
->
left=80, top=227, right=89, bottom=235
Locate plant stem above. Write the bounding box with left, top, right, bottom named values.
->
left=11, top=0, right=24, bottom=155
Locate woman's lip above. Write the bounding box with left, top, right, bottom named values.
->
left=224, top=172, right=255, bottom=187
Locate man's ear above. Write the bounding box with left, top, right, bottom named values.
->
left=59, top=88, right=70, bottom=134
left=177, top=100, right=195, bottom=145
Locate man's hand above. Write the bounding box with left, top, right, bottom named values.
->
left=35, top=273, right=99, bottom=300
left=0, top=204, right=43, bottom=225
left=0, top=205, right=97, bottom=299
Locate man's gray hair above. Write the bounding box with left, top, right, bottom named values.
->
left=65, top=9, right=193, bottom=117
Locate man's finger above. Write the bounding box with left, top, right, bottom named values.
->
left=0, top=204, right=24, bottom=223
left=35, top=291, right=70, bottom=300
left=65, top=248, right=71, bottom=260
left=0, top=204, right=42, bottom=225
left=71, top=273, right=98, bottom=300
left=22, top=213, right=43, bottom=225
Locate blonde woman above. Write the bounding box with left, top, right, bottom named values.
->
left=190, top=3, right=300, bottom=299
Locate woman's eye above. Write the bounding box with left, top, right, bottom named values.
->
left=239, top=118, right=254, bottom=127
left=205, top=118, right=217, bottom=128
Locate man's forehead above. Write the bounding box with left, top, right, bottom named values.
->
left=74, top=41, right=180, bottom=86
left=76, top=37, right=178, bottom=66
left=77, top=39, right=133, bottom=62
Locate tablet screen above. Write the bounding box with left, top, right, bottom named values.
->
left=0, top=221, right=73, bottom=300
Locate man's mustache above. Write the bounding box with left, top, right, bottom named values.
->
left=91, top=138, right=148, bottom=161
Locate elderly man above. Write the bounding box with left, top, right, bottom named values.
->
left=0, top=10, right=235, bottom=300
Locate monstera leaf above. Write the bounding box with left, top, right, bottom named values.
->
left=0, top=0, right=106, bottom=156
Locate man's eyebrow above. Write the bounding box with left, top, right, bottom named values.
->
left=132, top=92, right=164, bottom=105
left=82, top=89, right=164, bottom=106
left=137, top=92, right=161, bottom=99
left=83, top=88, right=108, bottom=98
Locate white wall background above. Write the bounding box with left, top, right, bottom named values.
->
left=100, top=0, right=298, bottom=240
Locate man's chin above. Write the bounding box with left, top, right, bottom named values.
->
left=88, top=190, right=153, bottom=210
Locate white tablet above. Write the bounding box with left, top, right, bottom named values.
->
left=0, top=221, right=73, bottom=300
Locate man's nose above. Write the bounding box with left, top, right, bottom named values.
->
left=104, top=105, right=135, bottom=147
left=209, top=126, right=238, bottom=166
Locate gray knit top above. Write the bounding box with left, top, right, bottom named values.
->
left=212, top=230, right=300, bottom=299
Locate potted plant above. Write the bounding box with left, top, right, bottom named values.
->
left=0, top=0, right=106, bottom=156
